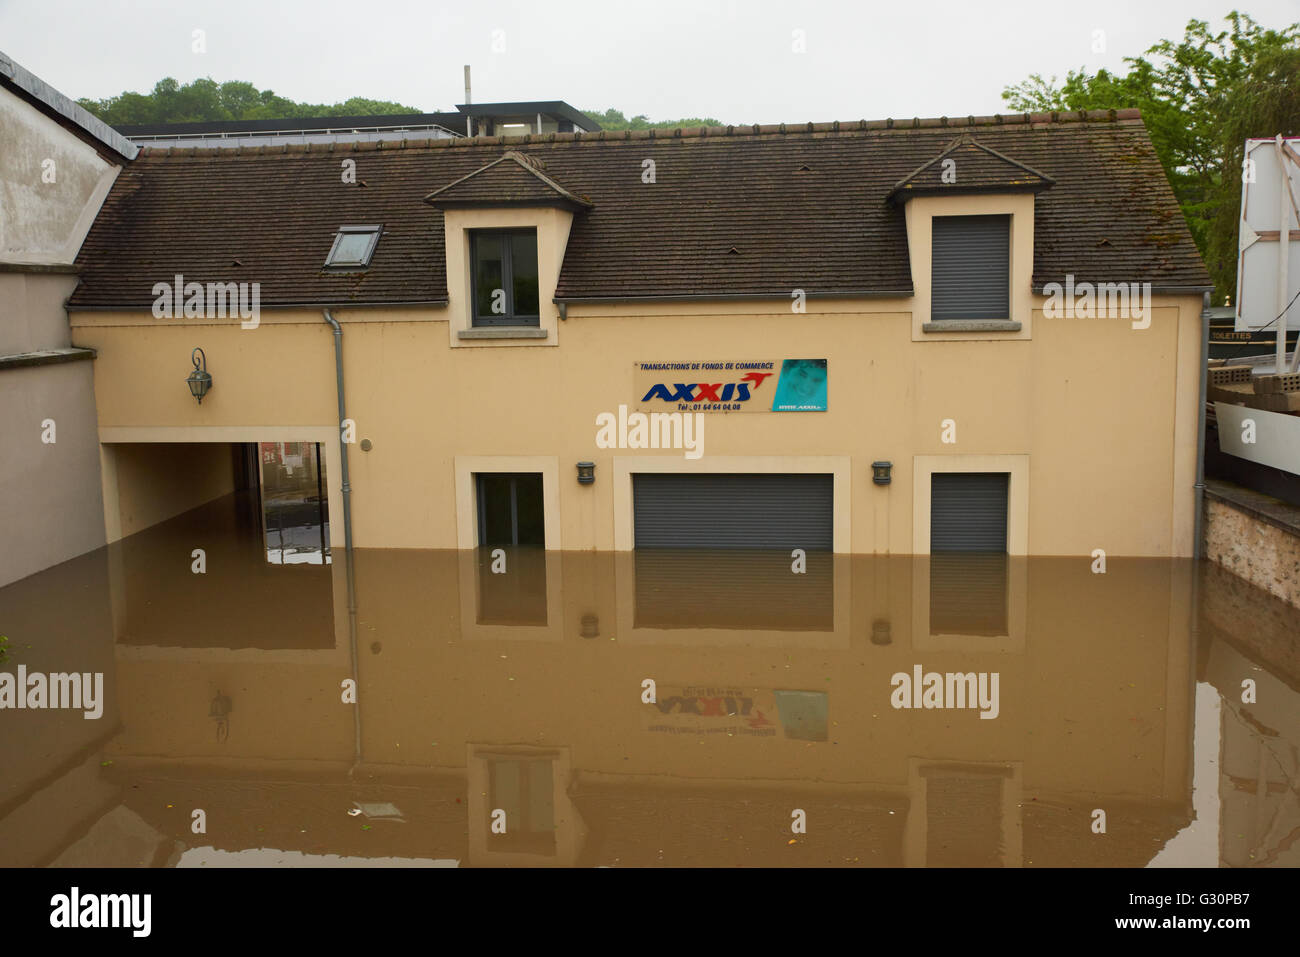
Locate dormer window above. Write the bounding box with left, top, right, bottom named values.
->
left=425, top=151, right=591, bottom=345
left=471, top=229, right=540, bottom=326
left=930, top=215, right=1010, bottom=321
left=325, top=225, right=381, bottom=268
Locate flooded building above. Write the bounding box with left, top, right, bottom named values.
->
left=15, top=99, right=1294, bottom=872
left=66, top=108, right=1211, bottom=559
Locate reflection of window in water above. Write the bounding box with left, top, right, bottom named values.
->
left=259, top=441, right=330, bottom=564
left=633, top=549, right=833, bottom=631
left=923, top=767, right=1007, bottom=867
left=477, top=546, right=548, bottom=626
left=929, top=553, right=1008, bottom=636
left=487, top=758, right=556, bottom=855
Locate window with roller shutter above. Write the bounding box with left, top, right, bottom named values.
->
left=931, top=215, right=1011, bottom=321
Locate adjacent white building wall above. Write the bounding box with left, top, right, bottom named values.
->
left=0, top=82, right=120, bottom=265
left=0, top=79, right=124, bottom=586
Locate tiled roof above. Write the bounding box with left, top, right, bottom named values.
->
left=424, top=150, right=592, bottom=209
left=887, top=133, right=1054, bottom=202
left=68, top=109, right=1213, bottom=308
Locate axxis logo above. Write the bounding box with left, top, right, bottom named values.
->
left=641, top=371, right=773, bottom=407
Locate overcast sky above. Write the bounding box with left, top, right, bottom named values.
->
left=1, top=0, right=1296, bottom=123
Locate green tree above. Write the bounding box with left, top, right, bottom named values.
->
left=1002, top=12, right=1300, bottom=304
left=583, top=107, right=727, bottom=131
left=77, top=77, right=420, bottom=125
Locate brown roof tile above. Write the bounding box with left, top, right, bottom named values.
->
left=68, top=109, right=1212, bottom=308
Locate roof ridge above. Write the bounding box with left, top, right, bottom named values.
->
left=133, top=108, right=1145, bottom=159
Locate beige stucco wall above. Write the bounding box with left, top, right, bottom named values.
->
left=101, top=442, right=237, bottom=542
left=0, top=272, right=77, bottom=354
left=64, top=187, right=1204, bottom=557
left=70, top=285, right=1204, bottom=556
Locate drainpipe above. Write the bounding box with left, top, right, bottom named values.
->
left=1194, top=292, right=1210, bottom=560
left=323, top=308, right=362, bottom=770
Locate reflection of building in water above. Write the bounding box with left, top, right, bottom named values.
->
left=1198, top=563, right=1300, bottom=867
left=3, top=536, right=1298, bottom=867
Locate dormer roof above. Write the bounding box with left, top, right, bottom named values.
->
left=887, top=133, right=1054, bottom=204
left=424, top=150, right=592, bottom=210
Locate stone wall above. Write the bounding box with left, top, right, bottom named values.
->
left=1203, top=494, right=1300, bottom=610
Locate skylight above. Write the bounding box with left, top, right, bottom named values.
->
left=325, top=225, right=382, bottom=268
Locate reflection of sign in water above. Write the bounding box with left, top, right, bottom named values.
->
left=635, top=360, right=828, bottom=412
left=644, top=686, right=828, bottom=741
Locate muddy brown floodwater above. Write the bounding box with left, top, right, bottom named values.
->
left=1, top=491, right=1297, bottom=867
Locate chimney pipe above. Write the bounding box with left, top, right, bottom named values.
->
left=463, top=65, right=473, bottom=137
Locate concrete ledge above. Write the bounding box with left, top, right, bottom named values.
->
left=0, top=261, right=80, bottom=275
left=922, top=320, right=1022, bottom=333
left=1205, top=479, right=1300, bottom=536
left=457, top=327, right=548, bottom=339
left=0, top=347, right=96, bottom=371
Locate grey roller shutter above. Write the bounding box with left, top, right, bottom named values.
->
left=930, top=472, right=1009, bottom=552
left=931, top=215, right=1010, bottom=320
left=633, top=473, right=833, bottom=550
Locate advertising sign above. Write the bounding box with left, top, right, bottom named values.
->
left=636, top=359, right=828, bottom=412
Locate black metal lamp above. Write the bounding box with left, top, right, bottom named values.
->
left=576, top=461, right=595, bottom=485
left=186, top=347, right=212, bottom=404
left=209, top=690, right=232, bottom=741
left=871, top=618, right=892, bottom=645
left=871, top=461, right=892, bottom=485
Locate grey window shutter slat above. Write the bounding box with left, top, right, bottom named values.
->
left=633, top=473, right=833, bottom=550
left=930, top=472, right=1009, bottom=552
left=931, top=215, right=1010, bottom=320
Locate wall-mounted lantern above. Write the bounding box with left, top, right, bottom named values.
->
left=871, top=618, right=892, bottom=645
left=209, top=689, right=232, bottom=740
left=576, top=461, right=595, bottom=485
left=871, top=461, right=893, bottom=486
left=186, top=347, right=212, bottom=404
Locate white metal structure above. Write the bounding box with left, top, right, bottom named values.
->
left=1235, top=136, right=1300, bottom=373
